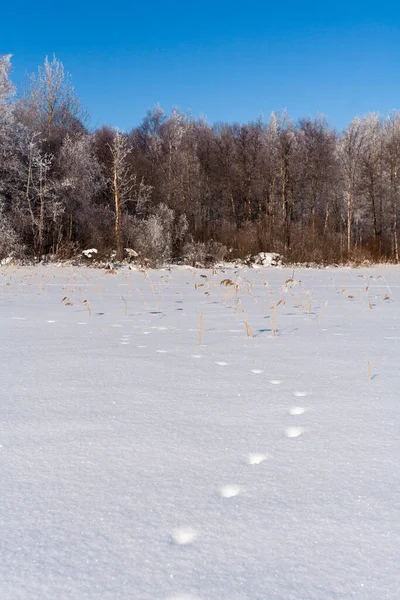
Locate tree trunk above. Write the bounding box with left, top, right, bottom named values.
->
left=38, top=164, right=45, bottom=258
left=347, top=179, right=352, bottom=256
left=392, top=168, right=399, bottom=262
left=114, top=166, right=123, bottom=261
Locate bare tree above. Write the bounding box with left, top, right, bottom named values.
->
left=273, top=111, right=297, bottom=249
left=297, top=116, right=337, bottom=235
left=357, top=114, right=385, bottom=248
left=109, top=130, right=152, bottom=260
left=0, top=55, right=14, bottom=127
left=337, top=118, right=366, bottom=255
left=383, top=112, right=400, bottom=261
left=24, top=136, right=54, bottom=257
left=17, top=55, right=86, bottom=147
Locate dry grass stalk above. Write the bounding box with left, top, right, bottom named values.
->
left=221, top=278, right=272, bottom=332
left=270, top=305, right=277, bottom=337
left=120, top=295, right=128, bottom=316
left=140, top=269, right=160, bottom=313
left=236, top=298, right=253, bottom=338
left=365, top=286, right=373, bottom=309
left=267, top=289, right=279, bottom=337
left=83, top=299, right=91, bottom=317
left=244, top=321, right=254, bottom=338
left=61, top=295, right=71, bottom=304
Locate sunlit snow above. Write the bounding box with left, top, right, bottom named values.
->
left=1, top=264, right=399, bottom=599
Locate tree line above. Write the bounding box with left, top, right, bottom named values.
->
left=1, top=54, right=400, bottom=265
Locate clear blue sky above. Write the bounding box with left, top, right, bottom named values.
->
left=2, top=0, right=400, bottom=131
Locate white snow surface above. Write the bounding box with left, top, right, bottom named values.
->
left=1, top=264, right=400, bottom=599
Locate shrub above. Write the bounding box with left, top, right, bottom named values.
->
left=183, top=238, right=227, bottom=266
left=0, top=200, right=22, bottom=259
left=126, top=204, right=188, bottom=266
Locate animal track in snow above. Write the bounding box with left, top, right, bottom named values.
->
left=47, top=320, right=56, bottom=323
left=77, top=322, right=87, bottom=325
left=219, top=484, right=241, bottom=498
left=166, top=595, right=202, bottom=600
left=216, top=361, right=229, bottom=366
left=247, top=453, right=272, bottom=465
left=171, top=527, right=197, bottom=545
left=285, top=426, right=305, bottom=438
left=293, top=391, right=307, bottom=397
left=250, top=369, right=264, bottom=374
left=289, top=406, right=306, bottom=415
left=268, top=379, right=282, bottom=385
left=111, top=324, right=123, bottom=328
left=191, top=354, right=203, bottom=358
left=156, top=349, right=168, bottom=353
left=137, top=345, right=147, bottom=348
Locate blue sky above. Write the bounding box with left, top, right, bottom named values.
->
left=2, top=0, right=400, bottom=131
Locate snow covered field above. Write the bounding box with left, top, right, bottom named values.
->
left=1, top=264, right=400, bottom=600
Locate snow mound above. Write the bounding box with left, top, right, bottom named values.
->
left=252, top=252, right=281, bottom=267
left=171, top=527, right=198, bottom=545
left=82, top=248, right=98, bottom=258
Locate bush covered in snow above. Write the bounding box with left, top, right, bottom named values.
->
left=183, top=239, right=228, bottom=266
left=126, top=204, right=188, bottom=266
left=0, top=201, right=22, bottom=259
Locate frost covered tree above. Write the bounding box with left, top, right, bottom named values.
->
left=109, top=130, right=152, bottom=260
left=16, top=55, right=86, bottom=149
left=337, top=118, right=366, bottom=255
left=357, top=114, right=385, bottom=248
left=296, top=116, right=337, bottom=235
left=109, top=130, right=133, bottom=260
left=383, top=112, right=400, bottom=261
left=273, top=111, right=297, bottom=249
left=23, top=135, right=54, bottom=257
left=0, top=55, right=21, bottom=255
left=0, top=199, right=19, bottom=258
left=57, top=134, right=104, bottom=251
left=0, top=55, right=14, bottom=127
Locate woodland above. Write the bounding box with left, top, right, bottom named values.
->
left=1, top=55, right=400, bottom=265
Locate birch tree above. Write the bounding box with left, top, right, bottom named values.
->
left=383, top=112, right=400, bottom=261
left=337, top=118, right=366, bottom=255
left=109, top=130, right=152, bottom=260
left=358, top=114, right=384, bottom=246
left=17, top=55, right=86, bottom=146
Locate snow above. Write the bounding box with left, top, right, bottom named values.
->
left=219, top=484, right=242, bottom=499
left=1, top=264, right=400, bottom=599
left=171, top=527, right=198, bottom=546
left=247, top=453, right=271, bottom=466
left=82, top=248, right=98, bottom=258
